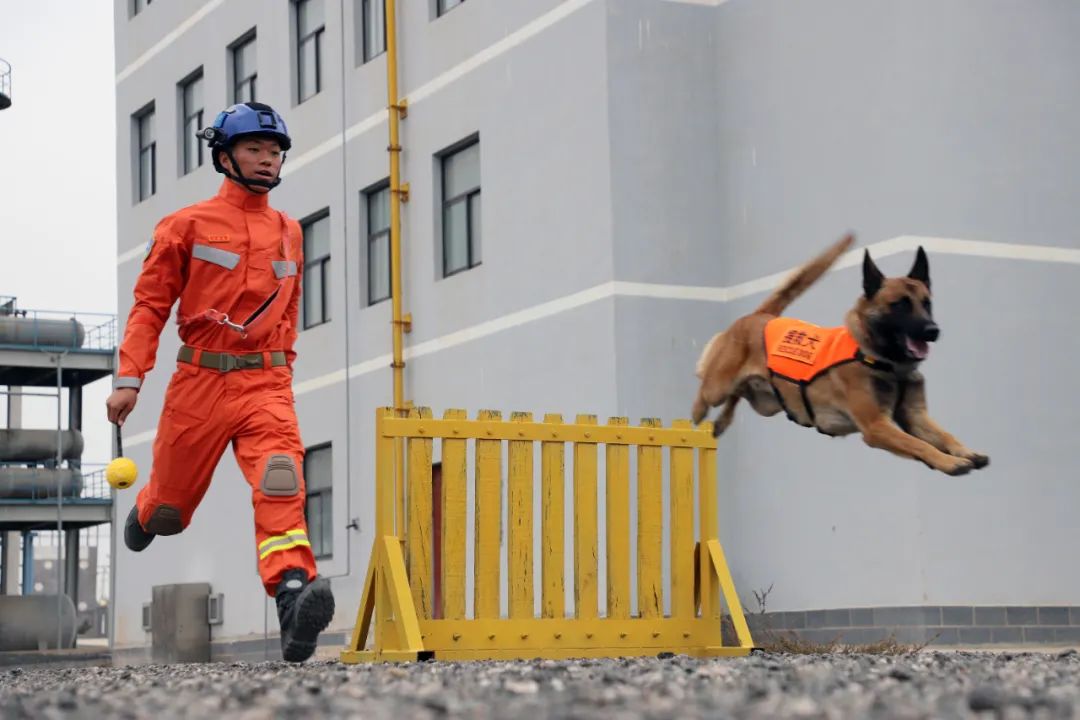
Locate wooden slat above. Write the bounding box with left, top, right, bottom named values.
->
left=374, top=407, right=396, bottom=650
left=697, top=421, right=719, bottom=619
left=407, top=407, right=433, bottom=619
left=541, top=413, right=565, bottom=619
left=440, top=409, right=468, bottom=620
left=637, top=418, right=663, bottom=619
left=474, top=409, right=502, bottom=619
left=605, top=417, right=630, bottom=619
left=573, top=414, right=598, bottom=619
left=508, top=411, right=534, bottom=618
left=670, top=419, right=695, bottom=618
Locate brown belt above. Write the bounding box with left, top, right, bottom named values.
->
left=177, top=345, right=287, bottom=372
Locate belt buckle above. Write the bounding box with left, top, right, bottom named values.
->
left=241, top=354, right=263, bottom=370
left=218, top=353, right=238, bottom=372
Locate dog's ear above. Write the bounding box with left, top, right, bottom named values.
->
left=908, top=246, right=930, bottom=290
left=862, top=249, right=884, bottom=299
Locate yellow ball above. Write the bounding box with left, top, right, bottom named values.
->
left=106, top=457, right=138, bottom=490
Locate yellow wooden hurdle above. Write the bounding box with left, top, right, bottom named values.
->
left=339, top=407, right=754, bottom=663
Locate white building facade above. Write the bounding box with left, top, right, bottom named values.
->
left=114, top=0, right=1080, bottom=658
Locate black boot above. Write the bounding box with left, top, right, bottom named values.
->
left=124, top=505, right=155, bottom=552
left=275, top=569, right=335, bottom=663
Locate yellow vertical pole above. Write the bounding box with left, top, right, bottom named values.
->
left=508, top=412, right=534, bottom=618
left=605, top=417, right=630, bottom=619
left=541, top=414, right=565, bottom=619
left=384, top=0, right=409, bottom=537
left=573, top=414, right=598, bottom=620
left=670, top=420, right=695, bottom=618
left=474, top=409, right=502, bottom=619
left=637, top=418, right=663, bottom=619
left=441, top=409, right=468, bottom=619
left=407, top=407, right=433, bottom=620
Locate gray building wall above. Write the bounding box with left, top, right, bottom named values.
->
left=113, top=0, right=1078, bottom=652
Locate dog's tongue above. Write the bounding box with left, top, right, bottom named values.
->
left=906, top=336, right=930, bottom=360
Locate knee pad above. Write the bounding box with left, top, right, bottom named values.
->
left=261, top=455, right=299, bottom=497
left=144, top=505, right=184, bottom=536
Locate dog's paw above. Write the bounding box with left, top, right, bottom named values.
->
left=967, top=453, right=990, bottom=469
left=940, top=456, right=975, bottom=476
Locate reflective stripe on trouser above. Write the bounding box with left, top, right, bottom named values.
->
left=135, top=360, right=316, bottom=596
left=259, top=530, right=311, bottom=560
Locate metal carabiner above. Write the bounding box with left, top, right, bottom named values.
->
left=207, top=310, right=248, bottom=338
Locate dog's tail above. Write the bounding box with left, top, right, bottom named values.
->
left=753, top=233, right=855, bottom=316
left=695, top=331, right=724, bottom=380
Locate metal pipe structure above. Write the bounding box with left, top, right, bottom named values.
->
left=55, top=352, right=65, bottom=650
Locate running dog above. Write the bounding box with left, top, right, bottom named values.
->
left=691, top=235, right=989, bottom=476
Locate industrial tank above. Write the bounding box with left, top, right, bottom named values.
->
left=0, top=468, right=83, bottom=499
left=0, top=429, right=84, bottom=462
left=0, top=315, right=85, bottom=348
left=0, top=595, right=78, bottom=651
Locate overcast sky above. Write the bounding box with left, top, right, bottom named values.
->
left=1, top=2, right=116, bottom=468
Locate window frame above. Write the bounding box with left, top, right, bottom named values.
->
left=295, top=0, right=326, bottom=104
left=301, top=209, right=332, bottom=329
left=436, top=0, right=465, bottom=18
left=360, top=0, right=387, bottom=64
left=231, top=30, right=258, bottom=104
left=303, top=442, right=333, bottom=560
left=440, top=138, right=481, bottom=278
left=365, top=180, right=392, bottom=305
left=179, top=68, right=204, bottom=176
left=134, top=104, right=156, bottom=203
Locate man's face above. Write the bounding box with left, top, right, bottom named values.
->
left=221, top=136, right=283, bottom=193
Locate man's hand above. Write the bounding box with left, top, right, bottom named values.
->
left=106, top=388, right=139, bottom=426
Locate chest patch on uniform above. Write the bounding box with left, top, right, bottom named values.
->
left=764, top=318, right=860, bottom=383
left=206, top=234, right=230, bottom=243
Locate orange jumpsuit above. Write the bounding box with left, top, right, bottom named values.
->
left=116, top=179, right=315, bottom=595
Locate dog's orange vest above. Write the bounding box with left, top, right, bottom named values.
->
left=763, top=318, right=861, bottom=382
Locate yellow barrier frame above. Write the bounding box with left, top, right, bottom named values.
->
left=340, top=408, right=754, bottom=663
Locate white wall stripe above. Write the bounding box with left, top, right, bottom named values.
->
left=117, top=244, right=145, bottom=266
left=117, top=0, right=598, bottom=264
left=120, top=236, right=1078, bottom=448
left=409, top=0, right=595, bottom=105
left=115, top=0, right=225, bottom=84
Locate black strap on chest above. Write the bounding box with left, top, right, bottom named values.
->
left=770, top=350, right=905, bottom=435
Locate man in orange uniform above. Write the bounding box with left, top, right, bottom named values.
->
left=106, top=102, right=334, bottom=663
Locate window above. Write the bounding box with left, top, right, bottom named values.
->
left=180, top=70, right=204, bottom=175
left=441, top=139, right=481, bottom=277
left=231, top=31, right=257, bottom=104
left=295, top=0, right=325, bottom=103
left=365, top=182, right=391, bottom=305
left=132, top=0, right=152, bottom=17
left=301, top=211, right=331, bottom=328
left=304, top=444, right=333, bottom=559
left=134, top=105, right=156, bottom=203
left=359, top=0, right=386, bottom=64
left=437, top=0, right=465, bottom=17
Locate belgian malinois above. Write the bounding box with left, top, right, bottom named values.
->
left=691, top=235, right=989, bottom=476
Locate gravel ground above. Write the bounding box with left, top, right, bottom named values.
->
left=3, top=650, right=1080, bottom=719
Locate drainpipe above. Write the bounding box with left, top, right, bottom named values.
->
left=385, top=0, right=411, bottom=535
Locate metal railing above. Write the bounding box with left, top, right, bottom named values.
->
left=0, top=295, right=116, bottom=353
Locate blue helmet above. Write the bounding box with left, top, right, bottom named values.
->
left=199, top=102, right=291, bottom=189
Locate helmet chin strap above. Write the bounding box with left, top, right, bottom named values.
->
left=222, top=147, right=286, bottom=192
